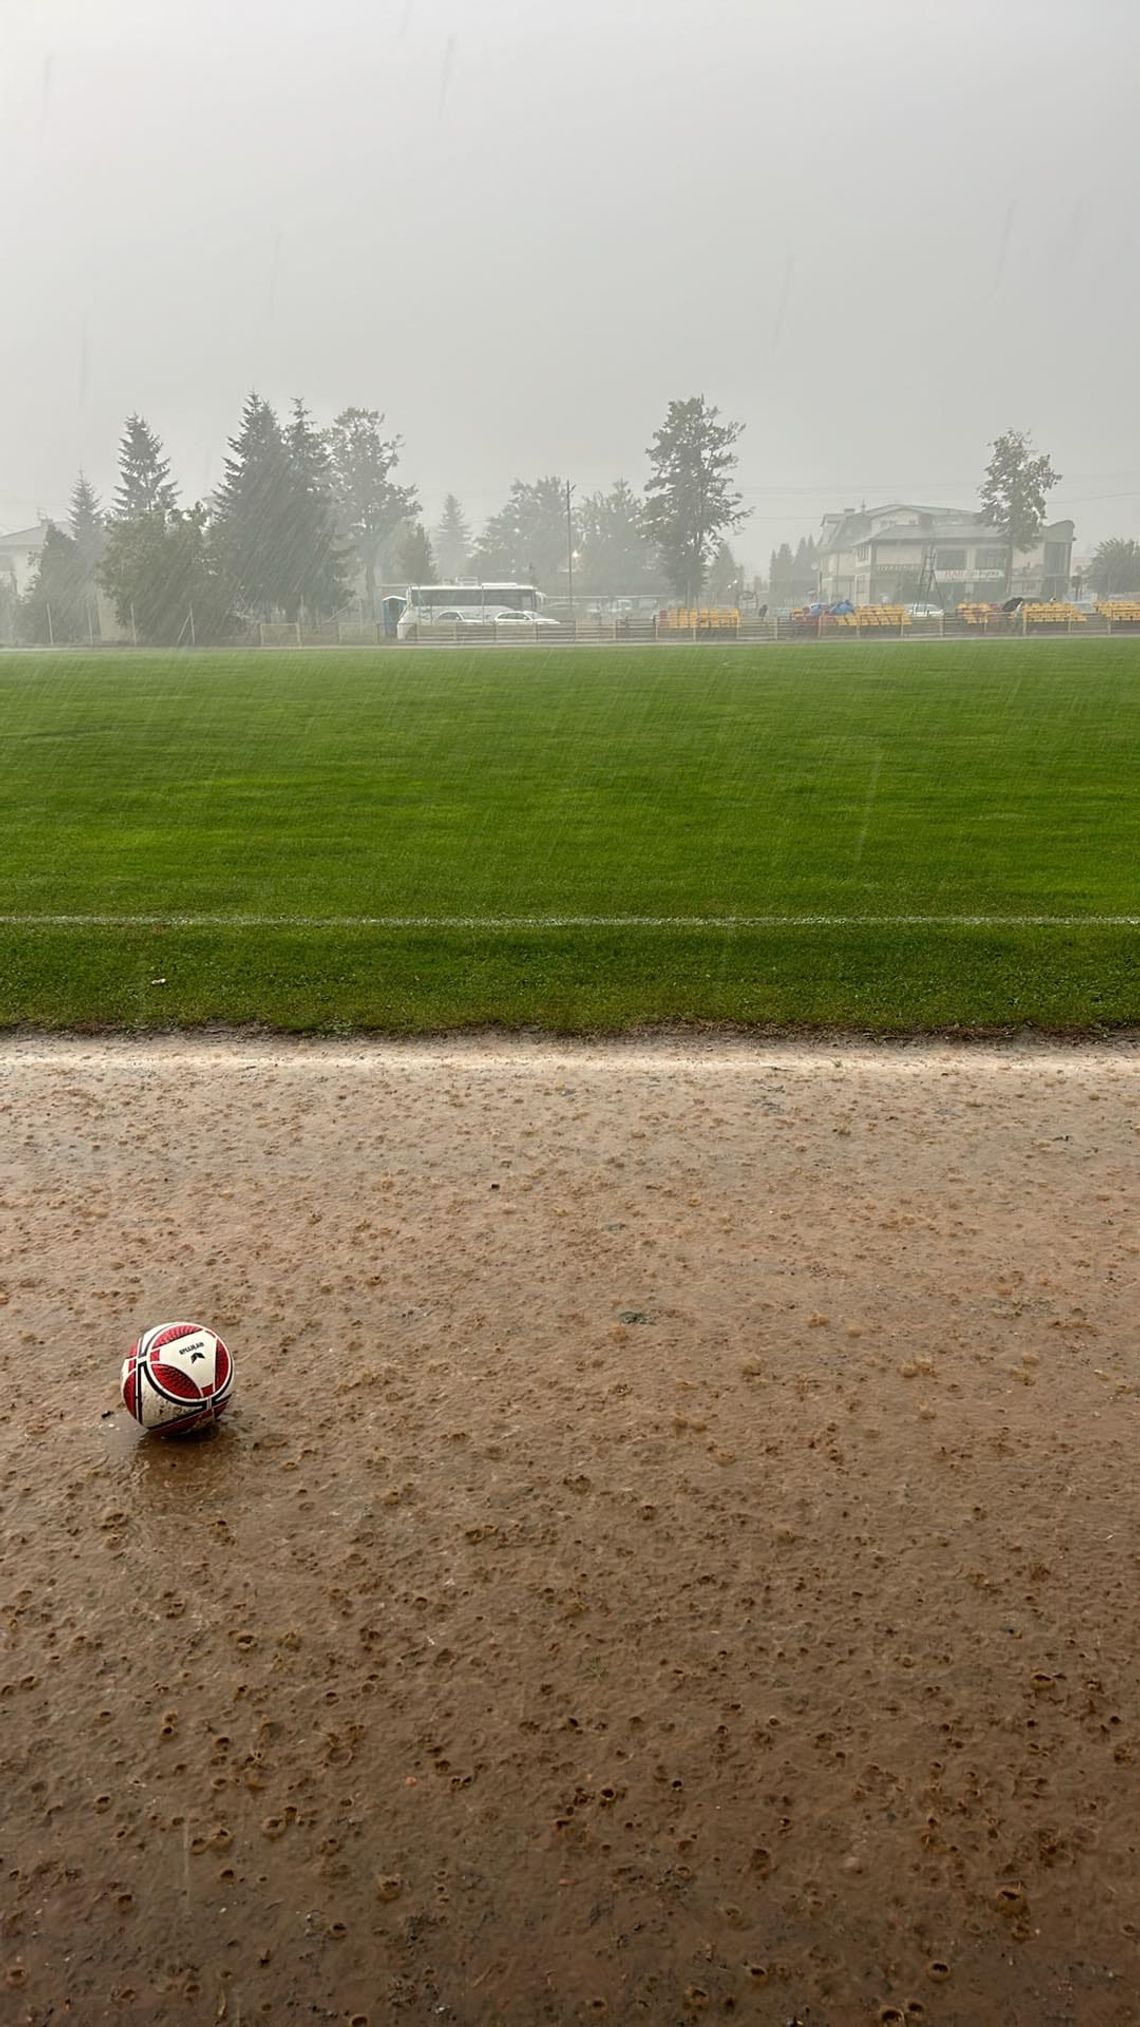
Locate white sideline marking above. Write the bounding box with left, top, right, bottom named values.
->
left=0, top=913, right=1137, bottom=931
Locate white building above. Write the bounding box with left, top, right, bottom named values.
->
left=0, top=520, right=60, bottom=598
left=0, top=518, right=127, bottom=643
left=816, top=503, right=1074, bottom=606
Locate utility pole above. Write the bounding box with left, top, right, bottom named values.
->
left=565, top=480, right=575, bottom=623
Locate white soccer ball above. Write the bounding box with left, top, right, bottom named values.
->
left=121, top=1322, right=235, bottom=1435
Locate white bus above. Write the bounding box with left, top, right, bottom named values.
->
left=395, top=581, right=557, bottom=639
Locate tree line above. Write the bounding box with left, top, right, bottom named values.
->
left=14, top=394, right=750, bottom=646
left=13, top=415, right=1132, bottom=646
left=768, top=537, right=817, bottom=607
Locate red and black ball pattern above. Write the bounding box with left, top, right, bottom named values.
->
left=121, top=1322, right=234, bottom=1434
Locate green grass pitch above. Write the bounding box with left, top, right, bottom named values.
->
left=0, top=641, right=1137, bottom=1031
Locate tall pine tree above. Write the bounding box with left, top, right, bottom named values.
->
left=213, top=393, right=294, bottom=616
left=283, top=399, right=348, bottom=619
left=397, top=522, right=436, bottom=584
left=113, top=415, right=177, bottom=519
left=791, top=537, right=815, bottom=601
left=643, top=398, right=745, bottom=604
left=707, top=539, right=741, bottom=603
left=769, top=542, right=794, bottom=604
left=433, top=494, right=471, bottom=579
left=70, top=473, right=105, bottom=573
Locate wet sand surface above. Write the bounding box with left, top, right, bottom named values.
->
left=1, top=1035, right=1139, bottom=2027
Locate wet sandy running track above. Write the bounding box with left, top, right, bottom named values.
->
left=1, top=1036, right=1139, bottom=2026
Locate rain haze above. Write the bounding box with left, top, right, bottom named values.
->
left=3, top=0, right=1140, bottom=553
left=7, top=7, right=1140, bottom=2024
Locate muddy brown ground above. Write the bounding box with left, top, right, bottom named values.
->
left=1, top=1036, right=1139, bottom=2027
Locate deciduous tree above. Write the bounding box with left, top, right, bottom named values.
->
left=325, top=408, right=418, bottom=616
left=979, top=429, right=1061, bottom=593
left=470, top=477, right=566, bottom=588
left=574, top=479, right=662, bottom=596
left=18, top=524, right=90, bottom=642
left=99, top=504, right=233, bottom=645
left=1087, top=537, right=1140, bottom=597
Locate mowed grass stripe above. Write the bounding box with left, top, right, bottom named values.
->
left=0, top=642, right=1137, bottom=1029
left=2, top=920, right=1135, bottom=1032
left=2, top=641, right=1138, bottom=917
left=2, top=913, right=1140, bottom=929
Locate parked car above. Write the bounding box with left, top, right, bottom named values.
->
left=905, top=602, right=945, bottom=619
left=487, top=607, right=561, bottom=629
left=425, top=606, right=558, bottom=629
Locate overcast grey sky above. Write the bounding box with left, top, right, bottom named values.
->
left=3, top=0, right=1138, bottom=563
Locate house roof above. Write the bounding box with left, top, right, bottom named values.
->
left=819, top=506, right=1075, bottom=557
left=818, top=504, right=982, bottom=555
left=816, top=510, right=870, bottom=554
left=868, top=503, right=967, bottom=522
left=872, top=516, right=1074, bottom=549
left=870, top=517, right=989, bottom=546
left=0, top=520, right=59, bottom=550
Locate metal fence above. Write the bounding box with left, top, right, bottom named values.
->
left=270, top=611, right=1138, bottom=648
left=10, top=611, right=1138, bottom=654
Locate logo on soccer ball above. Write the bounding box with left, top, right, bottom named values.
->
left=121, top=1322, right=234, bottom=1434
